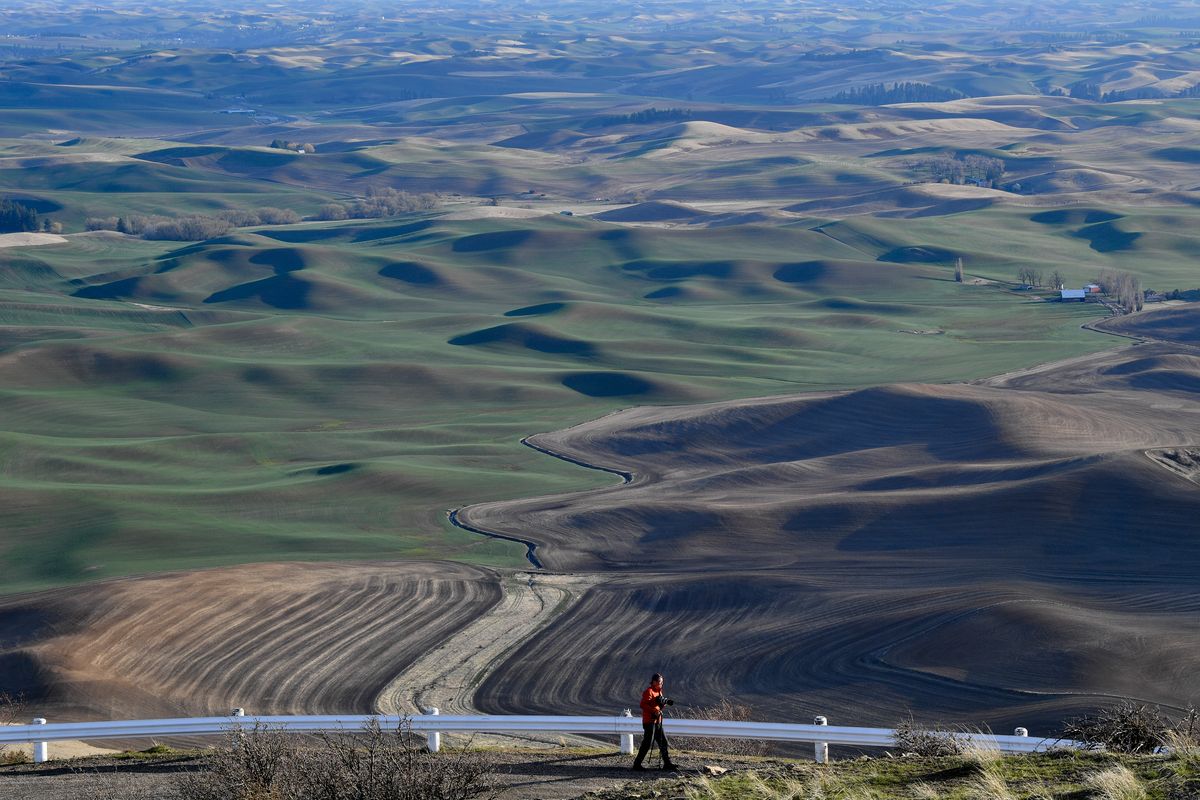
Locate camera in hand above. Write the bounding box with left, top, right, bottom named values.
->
left=655, top=697, right=674, bottom=707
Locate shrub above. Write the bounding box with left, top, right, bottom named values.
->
left=1063, top=702, right=1170, bottom=754
left=679, top=697, right=771, bottom=757
left=892, top=719, right=966, bottom=757
left=175, top=718, right=496, bottom=800
left=0, top=691, right=26, bottom=763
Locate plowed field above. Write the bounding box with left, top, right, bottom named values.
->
left=0, top=562, right=500, bottom=720
left=466, top=326, right=1200, bottom=732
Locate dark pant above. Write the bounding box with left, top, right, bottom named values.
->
left=634, top=721, right=671, bottom=765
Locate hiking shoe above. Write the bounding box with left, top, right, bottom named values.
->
left=662, top=763, right=679, bottom=771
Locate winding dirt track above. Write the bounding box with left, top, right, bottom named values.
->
left=375, top=570, right=602, bottom=717
left=376, top=570, right=603, bottom=747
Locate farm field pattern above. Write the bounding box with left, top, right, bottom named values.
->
left=1, top=0, right=1200, bottom=735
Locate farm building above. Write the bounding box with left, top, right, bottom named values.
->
left=1061, top=289, right=1087, bottom=301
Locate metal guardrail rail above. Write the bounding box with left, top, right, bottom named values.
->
left=0, top=710, right=1079, bottom=764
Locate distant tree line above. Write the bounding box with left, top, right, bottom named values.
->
left=826, top=82, right=966, bottom=105
left=0, top=199, right=39, bottom=233
left=582, top=107, right=693, bottom=129
left=317, top=187, right=440, bottom=221
left=87, top=214, right=233, bottom=240
left=914, top=153, right=1005, bottom=186
left=85, top=207, right=300, bottom=241
left=1070, top=79, right=1200, bottom=102
left=798, top=48, right=879, bottom=61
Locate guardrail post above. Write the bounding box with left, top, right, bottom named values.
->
left=31, top=718, right=48, bottom=763
left=620, top=709, right=634, bottom=755
left=425, top=707, right=440, bottom=753
left=813, top=715, right=828, bottom=764
left=1014, top=727, right=1028, bottom=738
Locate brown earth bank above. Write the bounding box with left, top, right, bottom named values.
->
left=463, top=316, right=1200, bottom=732
left=0, top=561, right=500, bottom=721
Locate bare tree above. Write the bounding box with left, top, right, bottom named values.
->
left=1097, top=269, right=1144, bottom=313
left=1016, top=267, right=1043, bottom=287
left=1049, top=269, right=1065, bottom=290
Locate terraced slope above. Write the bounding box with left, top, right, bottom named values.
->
left=468, top=327, right=1200, bottom=730
left=0, top=562, right=500, bottom=720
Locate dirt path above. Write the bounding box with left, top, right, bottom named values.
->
left=374, top=570, right=605, bottom=747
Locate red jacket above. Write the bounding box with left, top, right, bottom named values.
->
left=640, top=685, right=663, bottom=724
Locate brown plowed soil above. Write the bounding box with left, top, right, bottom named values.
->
left=0, top=561, right=500, bottom=721
left=464, top=334, right=1200, bottom=732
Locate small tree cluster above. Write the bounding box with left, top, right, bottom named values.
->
left=916, top=154, right=1005, bottom=186
left=270, top=139, right=316, bottom=153
left=142, top=216, right=235, bottom=241
left=0, top=199, right=38, bottom=233
left=1096, top=269, right=1143, bottom=312
left=1016, top=266, right=1044, bottom=287
left=317, top=187, right=439, bottom=221
left=176, top=719, right=496, bottom=800
left=85, top=214, right=234, bottom=241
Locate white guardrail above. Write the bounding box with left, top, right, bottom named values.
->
left=0, top=709, right=1079, bottom=764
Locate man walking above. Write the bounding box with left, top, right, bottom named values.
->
left=632, top=672, right=678, bottom=771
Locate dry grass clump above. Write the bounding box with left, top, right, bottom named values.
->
left=960, top=737, right=1003, bottom=770
left=682, top=770, right=873, bottom=800
left=175, top=718, right=496, bottom=800
left=1083, top=765, right=1147, bottom=800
